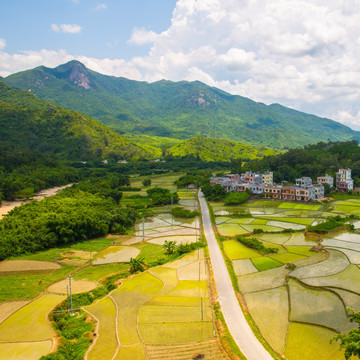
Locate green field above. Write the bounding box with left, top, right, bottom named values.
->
left=251, top=257, right=283, bottom=271
left=223, top=240, right=259, bottom=260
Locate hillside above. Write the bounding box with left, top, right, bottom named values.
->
left=5, top=61, right=360, bottom=148
left=167, top=136, right=279, bottom=162
left=0, top=81, right=157, bottom=161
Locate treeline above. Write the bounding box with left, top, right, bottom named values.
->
left=245, top=141, right=360, bottom=185
left=0, top=190, right=138, bottom=260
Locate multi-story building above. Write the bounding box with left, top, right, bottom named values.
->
left=241, top=171, right=262, bottom=184
left=264, top=185, right=282, bottom=199
left=236, top=183, right=249, bottom=193
left=295, top=177, right=312, bottom=188
left=317, top=174, right=334, bottom=188
left=313, top=184, right=325, bottom=199
left=336, top=169, right=353, bottom=192
left=282, top=186, right=296, bottom=201
left=249, top=183, right=264, bottom=195
left=296, top=186, right=315, bottom=201
left=262, top=171, right=273, bottom=185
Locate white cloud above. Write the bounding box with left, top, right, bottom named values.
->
left=51, top=23, right=82, bottom=34
left=127, top=28, right=158, bottom=45
left=96, top=3, right=107, bottom=10
left=0, top=38, right=6, bottom=50
left=3, top=0, right=360, bottom=130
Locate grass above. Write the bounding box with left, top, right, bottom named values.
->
left=284, top=323, right=345, bottom=360
left=76, top=263, right=129, bottom=282
left=244, top=286, right=289, bottom=353
left=0, top=266, right=73, bottom=302
left=223, top=240, right=259, bottom=260
left=0, top=294, right=65, bottom=342
left=251, top=257, right=283, bottom=271
left=288, top=279, right=347, bottom=332
left=86, top=297, right=118, bottom=360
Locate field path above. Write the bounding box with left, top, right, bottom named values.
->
left=198, top=191, right=274, bottom=360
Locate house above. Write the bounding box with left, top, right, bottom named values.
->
left=296, top=186, right=315, bottom=201
left=317, top=174, right=333, bottom=188
left=264, top=185, right=282, bottom=199
left=336, top=169, right=353, bottom=192
left=236, top=183, right=250, bottom=193
left=262, top=171, right=273, bottom=185
left=295, top=177, right=312, bottom=188
left=249, top=183, right=264, bottom=195
left=241, top=171, right=262, bottom=184
left=282, top=186, right=296, bottom=201
left=312, top=184, right=325, bottom=199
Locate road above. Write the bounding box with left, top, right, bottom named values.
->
left=198, top=191, right=274, bottom=360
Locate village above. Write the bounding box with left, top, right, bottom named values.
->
left=210, top=168, right=354, bottom=201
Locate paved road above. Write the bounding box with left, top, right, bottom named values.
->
left=198, top=191, right=273, bottom=360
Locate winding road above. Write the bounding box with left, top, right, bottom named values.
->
left=198, top=191, right=274, bottom=360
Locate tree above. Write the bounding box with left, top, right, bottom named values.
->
left=230, top=158, right=242, bottom=174
left=142, top=178, right=151, bottom=187
left=224, top=191, right=250, bottom=204
left=333, top=307, right=360, bottom=359
left=163, top=240, right=177, bottom=255
left=129, top=257, right=146, bottom=273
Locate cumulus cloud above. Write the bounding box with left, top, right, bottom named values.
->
left=3, top=0, right=360, bottom=130
left=51, top=23, right=82, bottom=34
left=127, top=28, right=158, bottom=45
left=0, top=38, right=6, bottom=50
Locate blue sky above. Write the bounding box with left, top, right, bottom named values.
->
left=0, top=0, right=176, bottom=59
left=1, top=0, right=360, bottom=131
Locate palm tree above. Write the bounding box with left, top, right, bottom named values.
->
left=129, top=257, right=146, bottom=273
left=163, top=240, right=177, bottom=255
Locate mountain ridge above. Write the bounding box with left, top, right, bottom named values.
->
left=5, top=60, right=360, bottom=148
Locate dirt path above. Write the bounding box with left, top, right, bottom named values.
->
left=0, top=184, right=72, bottom=219
left=198, top=191, right=274, bottom=360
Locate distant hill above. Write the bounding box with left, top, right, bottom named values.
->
left=5, top=60, right=360, bottom=148
left=0, top=81, right=156, bottom=161
left=167, top=136, right=279, bottom=162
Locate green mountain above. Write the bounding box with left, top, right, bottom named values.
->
left=0, top=81, right=156, bottom=161
left=167, top=136, right=279, bottom=162
left=5, top=60, right=360, bottom=148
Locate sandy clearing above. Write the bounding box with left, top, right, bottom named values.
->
left=47, top=279, right=98, bottom=294
left=0, top=185, right=72, bottom=219
left=0, top=260, right=61, bottom=272
left=0, top=301, right=30, bottom=324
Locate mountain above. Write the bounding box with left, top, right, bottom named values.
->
left=5, top=60, right=360, bottom=148
left=0, top=81, right=157, bottom=161
left=167, top=136, right=279, bottom=162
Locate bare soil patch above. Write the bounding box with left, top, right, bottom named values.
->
left=47, top=279, right=98, bottom=294
left=0, top=260, right=61, bottom=274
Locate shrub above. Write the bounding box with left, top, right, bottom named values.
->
left=237, top=236, right=278, bottom=254
left=171, top=206, right=199, bottom=218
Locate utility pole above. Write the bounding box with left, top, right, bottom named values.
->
left=142, top=217, right=145, bottom=242
left=68, top=275, right=74, bottom=316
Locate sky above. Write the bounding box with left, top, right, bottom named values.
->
left=1, top=0, right=360, bottom=130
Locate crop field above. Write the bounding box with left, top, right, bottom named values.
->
left=209, top=196, right=360, bottom=359
left=84, top=248, right=218, bottom=360
left=0, top=340, right=53, bottom=360
left=93, top=246, right=140, bottom=265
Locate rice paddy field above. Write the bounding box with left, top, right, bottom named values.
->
left=211, top=197, right=360, bottom=360
left=85, top=250, right=226, bottom=360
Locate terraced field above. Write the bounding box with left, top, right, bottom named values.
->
left=85, top=250, right=226, bottom=360
left=211, top=198, right=360, bottom=360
